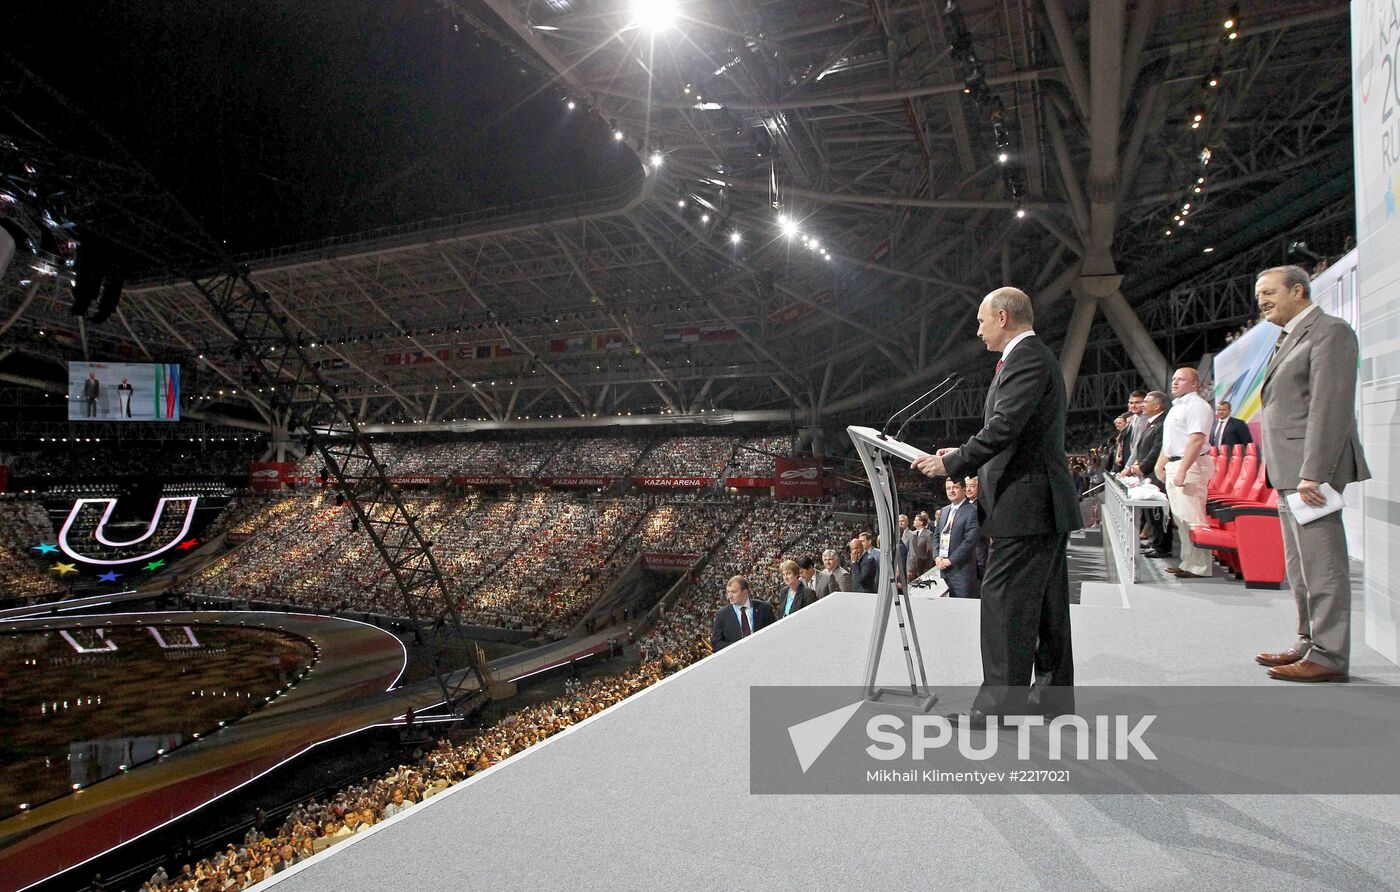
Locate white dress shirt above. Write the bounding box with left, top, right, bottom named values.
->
left=1000, top=330, right=1036, bottom=364
left=1163, top=391, right=1214, bottom=459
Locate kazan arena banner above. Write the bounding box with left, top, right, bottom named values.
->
left=631, top=476, right=714, bottom=489
left=537, top=476, right=614, bottom=488
left=249, top=461, right=297, bottom=490
left=774, top=457, right=824, bottom=500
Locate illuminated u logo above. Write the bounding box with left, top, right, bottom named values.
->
left=58, top=497, right=199, bottom=566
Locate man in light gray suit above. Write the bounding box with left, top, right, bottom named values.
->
left=813, top=548, right=848, bottom=598
left=1253, top=265, right=1370, bottom=683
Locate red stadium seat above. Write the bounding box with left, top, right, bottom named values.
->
left=1211, top=445, right=1245, bottom=498
left=1208, top=445, right=1231, bottom=492
left=1191, top=488, right=1285, bottom=589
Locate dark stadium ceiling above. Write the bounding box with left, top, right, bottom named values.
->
left=0, top=0, right=1353, bottom=435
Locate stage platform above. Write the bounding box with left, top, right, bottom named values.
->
left=261, top=576, right=1400, bottom=892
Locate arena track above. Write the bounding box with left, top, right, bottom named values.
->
left=0, top=611, right=407, bottom=892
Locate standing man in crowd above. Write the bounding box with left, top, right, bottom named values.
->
left=776, top=559, right=815, bottom=618
left=797, top=556, right=824, bottom=600
left=712, top=575, right=775, bottom=651
left=905, top=512, right=935, bottom=582
left=859, top=530, right=880, bottom=567
left=1125, top=390, right=1149, bottom=473
left=848, top=537, right=878, bottom=593
left=817, top=548, right=849, bottom=596
left=1253, top=265, right=1369, bottom=683
left=1210, top=400, right=1254, bottom=449
left=933, top=477, right=981, bottom=598
left=914, top=287, right=1078, bottom=724
left=1155, top=367, right=1215, bottom=578
left=1131, top=390, right=1173, bottom=558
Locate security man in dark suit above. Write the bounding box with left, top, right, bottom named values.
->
left=711, top=575, right=776, bottom=651
left=914, top=287, right=1079, bottom=725
left=933, top=477, right=982, bottom=598
left=847, top=537, right=878, bottom=593
left=1210, top=400, right=1253, bottom=449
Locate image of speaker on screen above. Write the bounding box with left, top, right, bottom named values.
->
left=68, top=361, right=180, bottom=422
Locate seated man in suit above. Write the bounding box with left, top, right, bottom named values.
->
left=711, top=575, right=776, bottom=651
left=816, top=548, right=849, bottom=597
left=776, top=559, right=816, bottom=618
left=933, top=477, right=982, bottom=598
left=848, top=537, right=878, bottom=593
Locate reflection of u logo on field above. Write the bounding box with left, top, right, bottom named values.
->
left=59, top=497, right=199, bottom=566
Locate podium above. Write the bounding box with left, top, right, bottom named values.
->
left=847, top=424, right=938, bottom=711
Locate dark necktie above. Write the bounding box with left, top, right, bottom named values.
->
left=740, top=605, right=751, bottom=636
left=1270, top=327, right=1288, bottom=360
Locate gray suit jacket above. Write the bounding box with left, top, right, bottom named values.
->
left=814, top=566, right=848, bottom=597
left=1260, top=307, right=1370, bottom=490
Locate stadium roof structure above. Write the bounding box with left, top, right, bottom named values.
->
left=0, top=0, right=1353, bottom=438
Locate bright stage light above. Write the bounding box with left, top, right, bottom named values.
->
left=613, top=129, right=625, bottom=141
left=632, top=0, right=678, bottom=32
left=729, top=231, right=742, bottom=244
left=781, top=218, right=799, bottom=238
left=650, top=151, right=664, bottom=168
left=700, top=213, right=710, bottom=223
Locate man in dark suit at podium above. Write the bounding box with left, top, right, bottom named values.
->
left=712, top=575, right=775, bottom=651
left=914, top=286, right=1079, bottom=725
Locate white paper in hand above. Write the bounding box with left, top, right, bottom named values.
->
left=1285, top=483, right=1345, bottom=525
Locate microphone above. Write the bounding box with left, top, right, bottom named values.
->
left=881, top=374, right=957, bottom=439
left=892, top=374, right=962, bottom=443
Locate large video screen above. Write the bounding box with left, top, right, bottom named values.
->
left=68, top=361, right=181, bottom=422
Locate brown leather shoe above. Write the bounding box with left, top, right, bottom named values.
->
left=1256, top=648, right=1304, bottom=667
left=1268, top=660, right=1348, bottom=683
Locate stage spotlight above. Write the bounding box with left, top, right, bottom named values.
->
left=632, top=0, right=678, bottom=31
left=1223, top=4, right=1238, bottom=30
left=729, top=231, right=742, bottom=244
left=781, top=217, right=798, bottom=238
left=650, top=150, right=664, bottom=168
left=997, top=152, right=1009, bottom=163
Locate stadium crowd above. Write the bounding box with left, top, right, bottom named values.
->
left=138, top=643, right=708, bottom=892
left=0, top=499, right=60, bottom=600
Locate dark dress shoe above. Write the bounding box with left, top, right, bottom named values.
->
left=1268, top=660, right=1348, bottom=682
left=947, top=708, right=992, bottom=729
left=1143, top=549, right=1172, bottom=559
left=1255, top=648, right=1304, bottom=667
left=1166, top=567, right=1205, bottom=578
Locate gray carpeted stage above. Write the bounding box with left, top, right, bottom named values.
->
left=260, top=573, right=1400, bottom=892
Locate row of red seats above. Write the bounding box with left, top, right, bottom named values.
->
left=1188, top=443, right=1287, bottom=589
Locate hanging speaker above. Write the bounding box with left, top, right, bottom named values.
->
left=90, top=266, right=125, bottom=324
